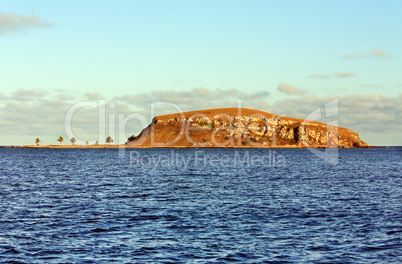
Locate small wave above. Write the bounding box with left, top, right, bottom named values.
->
left=91, top=228, right=109, bottom=233
left=32, top=250, right=64, bottom=256
left=360, top=244, right=400, bottom=251
left=308, top=245, right=334, bottom=251
left=387, top=230, right=402, bottom=235
left=217, top=252, right=260, bottom=261
left=129, top=215, right=162, bottom=221
left=2, top=248, right=21, bottom=255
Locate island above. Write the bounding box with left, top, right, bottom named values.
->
left=126, top=108, right=369, bottom=148
left=18, top=108, right=369, bottom=148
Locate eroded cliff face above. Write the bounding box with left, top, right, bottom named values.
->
left=126, top=108, right=369, bottom=148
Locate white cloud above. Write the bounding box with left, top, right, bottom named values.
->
left=277, top=82, right=307, bottom=96
left=56, top=94, right=75, bottom=101
left=85, top=92, right=103, bottom=100
left=0, top=12, right=51, bottom=34
left=309, top=72, right=360, bottom=79
left=362, top=83, right=382, bottom=88
left=193, top=87, right=213, bottom=98
left=342, top=49, right=392, bottom=59
left=309, top=74, right=330, bottom=79
left=0, top=93, right=9, bottom=101
left=370, top=49, right=390, bottom=58
left=12, top=89, right=46, bottom=101
left=334, top=72, right=357, bottom=78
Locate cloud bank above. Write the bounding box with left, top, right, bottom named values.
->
left=0, top=88, right=401, bottom=145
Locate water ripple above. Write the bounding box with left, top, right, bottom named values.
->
left=0, top=148, right=401, bottom=263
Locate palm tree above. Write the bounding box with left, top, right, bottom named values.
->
left=106, top=136, right=113, bottom=145
left=35, top=138, right=41, bottom=146
left=70, top=137, right=77, bottom=145
left=95, top=140, right=99, bottom=145
left=57, top=136, right=64, bottom=145
left=85, top=141, right=89, bottom=146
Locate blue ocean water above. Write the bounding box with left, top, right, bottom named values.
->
left=0, top=147, right=401, bottom=263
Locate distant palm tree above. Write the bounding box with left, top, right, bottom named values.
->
left=106, top=136, right=113, bottom=145
left=95, top=140, right=99, bottom=145
left=57, top=136, right=64, bottom=145
left=35, top=138, right=41, bottom=146
left=70, top=137, right=77, bottom=145
left=85, top=141, right=89, bottom=146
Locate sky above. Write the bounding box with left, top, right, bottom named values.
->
left=0, top=0, right=401, bottom=146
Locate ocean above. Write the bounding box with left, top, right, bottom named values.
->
left=0, top=147, right=401, bottom=263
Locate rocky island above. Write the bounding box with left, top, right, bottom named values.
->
left=127, top=108, right=369, bottom=148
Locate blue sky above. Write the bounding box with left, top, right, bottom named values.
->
left=0, top=1, right=401, bottom=145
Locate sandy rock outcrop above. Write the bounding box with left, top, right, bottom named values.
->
left=127, top=108, right=369, bottom=148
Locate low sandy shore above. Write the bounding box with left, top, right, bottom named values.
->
left=17, top=144, right=349, bottom=149
left=19, top=145, right=123, bottom=149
